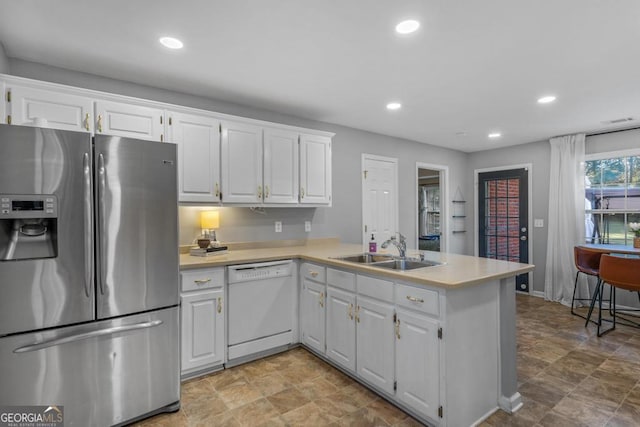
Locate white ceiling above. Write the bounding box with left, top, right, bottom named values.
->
left=0, top=0, right=639, bottom=152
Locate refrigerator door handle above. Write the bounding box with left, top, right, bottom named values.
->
left=13, top=320, right=163, bottom=353
left=83, top=152, right=93, bottom=298
left=98, top=153, right=107, bottom=296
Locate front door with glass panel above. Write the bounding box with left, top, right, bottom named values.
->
left=478, top=168, right=529, bottom=292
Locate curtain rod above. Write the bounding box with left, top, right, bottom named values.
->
left=587, top=125, right=640, bottom=137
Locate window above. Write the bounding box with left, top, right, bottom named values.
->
left=584, top=151, right=640, bottom=245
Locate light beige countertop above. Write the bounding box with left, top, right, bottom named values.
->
left=180, top=239, right=534, bottom=289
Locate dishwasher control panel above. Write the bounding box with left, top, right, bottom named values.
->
left=227, top=260, right=293, bottom=283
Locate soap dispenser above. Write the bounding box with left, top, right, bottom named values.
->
left=369, top=234, right=377, bottom=253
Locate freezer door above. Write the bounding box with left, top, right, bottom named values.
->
left=0, top=125, right=94, bottom=336
left=95, top=135, right=179, bottom=319
left=0, top=307, right=180, bottom=426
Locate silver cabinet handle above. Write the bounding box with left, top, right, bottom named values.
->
left=83, top=153, right=93, bottom=298
left=14, top=320, right=163, bottom=353
left=98, top=153, right=107, bottom=296
left=406, top=295, right=424, bottom=303
left=194, top=279, right=211, bottom=285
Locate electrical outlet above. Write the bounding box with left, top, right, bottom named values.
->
left=305, top=221, right=311, bottom=232
left=275, top=221, right=282, bottom=233
left=534, top=219, right=544, bottom=228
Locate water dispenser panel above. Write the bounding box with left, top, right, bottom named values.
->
left=0, top=194, right=58, bottom=219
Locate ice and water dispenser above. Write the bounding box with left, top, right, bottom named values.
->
left=0, top=194, right=58, bottom=260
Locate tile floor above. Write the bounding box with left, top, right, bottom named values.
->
left=134, top=294, right=640, bottom=426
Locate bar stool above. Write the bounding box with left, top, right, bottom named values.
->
left=572, top=246, right=602, bottom=323
left=594, top=254, right=640, bottom=336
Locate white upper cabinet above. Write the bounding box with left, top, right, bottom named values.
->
left=300, top=133, right=331, bottom=205
left=8, top=85, right=93, bottom=132
left=168, top=111, right=221, bottom=203
left=220, top=120, right=263, bottom=204
left=95, top=100, right=165, bottom=142
left=263, top=128, right=299, bottom=204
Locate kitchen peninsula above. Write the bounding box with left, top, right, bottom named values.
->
left=180, top=239, right=534, bottom=426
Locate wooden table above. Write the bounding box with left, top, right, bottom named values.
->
left=579, top=243, right=640, bottom=256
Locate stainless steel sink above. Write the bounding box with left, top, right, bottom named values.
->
left=333, top=253, right=442, bottom=271
left=372, top=258, right=442, bottom=271
left=334, top=253, right=394, bottom=264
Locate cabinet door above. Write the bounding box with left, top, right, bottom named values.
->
left=168, top=111, right=221, bottom=202
left=326, top=287, right=356, bottom=372
left=396, top=308, right=440, bottom=421
left=9, top=85, right=93, bottom=132
left=263, top=128, right=299, bottom=204
left=356, top=295, right=395, bottom=394
left=300, top=279, right=325, bottom=354
left=220, top=120, right=263, bottom=203
left=181, top=289, right=224, bottom=373
left=300, top=134, right=331, bottom=205
left=95, top=100, right=164, bottom=141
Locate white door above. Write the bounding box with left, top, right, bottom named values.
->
left=9, top=85, right=93, bottom=132
left=396, top=308, right=440, bottom=421
left=356, top=295, right=395, bottom=394
left=220, top=120, right=263, bottom=203
left=168, top=111, right=220, bottom=203
left=362, top=155, right=398, bottom=247
left=300, top=279, right=326, bottom=354
left=95, top=100, right=165, bottom=141
left=181, top=289, right=224, bottom=372
left=326, top=287, right=356, bottom=372
left=263, top=128, right=299, bottom=204
left=300, top=133, right=331, bottom=205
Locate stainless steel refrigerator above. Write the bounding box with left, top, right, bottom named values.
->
left=0, top=125, right=180, bottom=426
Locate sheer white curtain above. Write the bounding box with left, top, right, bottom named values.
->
left=544, top=134, right=586, bottom=304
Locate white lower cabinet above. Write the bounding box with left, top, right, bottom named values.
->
left=396, top=307, right=440, bottom=421
left=356, top=295, right=395, bottom=395
left=300, top=274, right=326, bottom=354
left=326, top=287, right=356, bottom=372
left=180, top=268, right=225, bottom=378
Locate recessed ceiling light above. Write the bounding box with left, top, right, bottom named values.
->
left=537, top=95, right=556, bottom=104
left=488, top=132, right=502, bottom=138
left=159, top=37, right=183, bottom=49
left=395, top=20, right=420, bottom=34
left=386, top=102, right=402, bottom=110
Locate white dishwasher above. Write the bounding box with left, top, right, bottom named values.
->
left=227, top=260, right=295, bottom=361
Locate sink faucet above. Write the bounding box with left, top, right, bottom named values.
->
left=381, top=233, right=407, bottom=259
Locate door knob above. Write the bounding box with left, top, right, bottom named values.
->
left=520, top=236, right=527, bottom=241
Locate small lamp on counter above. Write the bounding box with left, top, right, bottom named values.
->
left=199, top=210, right=220, bottom=248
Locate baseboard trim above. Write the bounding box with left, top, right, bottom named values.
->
left=499, top=392, right=523, bottom=414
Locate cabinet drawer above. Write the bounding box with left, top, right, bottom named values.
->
left=357, top=275, right=394, bottom=302
left=395, top=283, right=439, bottom=317
left=301, top=262, right=326, bottom=283
left=181, top=268, right=224, bottom=292
left=327, top=268, right=356, bottom=292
